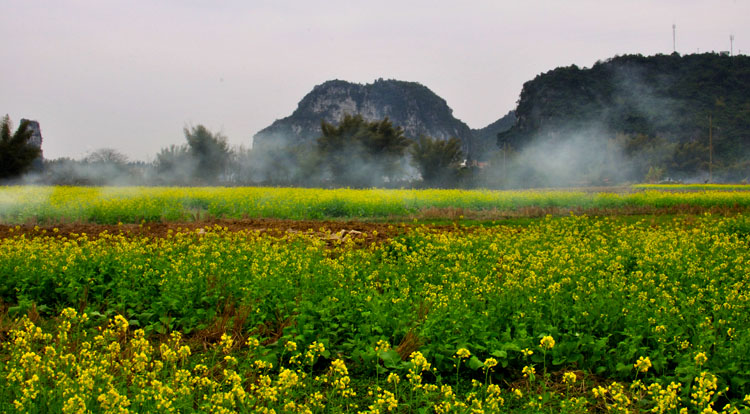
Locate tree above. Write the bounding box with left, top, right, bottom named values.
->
left=154, top=125, right=231, bottom=185
left=184, top=125, right=231, bottom=184
left=317, top=114, right=410, bottom=187
left=84, top=148, right=129, bottom=165
left=80, top=148, right=134, bottom=185
left=0, top=115, right=42, bottom=180
left=409, top=135, right=464, bottom=187
left=154, top=144, right=193, bottom=185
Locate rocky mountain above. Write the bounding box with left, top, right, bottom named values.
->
left=499, top=53, right=750, bottom=180
left=252, top=79, right=476, bottom=156
left=20, top=118, right=44, bottom=169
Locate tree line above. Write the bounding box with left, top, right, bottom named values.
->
left=7, top=53, right=748, bottom=187
left=0, top=114, right=469, bottom=188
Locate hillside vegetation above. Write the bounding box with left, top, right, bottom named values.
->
left=499, top=53, right=750, bottom=182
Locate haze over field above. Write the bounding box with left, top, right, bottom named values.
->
left=2, top=0, right=748, bottom=161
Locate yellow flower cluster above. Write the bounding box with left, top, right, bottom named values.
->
left=634, top=356, right=652, bottom=373
left=5, top=308, right=750, bottom=413
left=374, top=339, right=391, bottom=353
left=695, top=352, right=708, bottom=366
left=647, top=382, right=682, bottom=414
left=691, top=372, right=720, bottom=411
left=455, top=348, right=471, bottom=359
left=540, top=335, right=555, bottom=350
left=562, top=372, right=577, bottom=385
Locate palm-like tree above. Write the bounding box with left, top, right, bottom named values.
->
left=409, top=135, right=463, bottom=187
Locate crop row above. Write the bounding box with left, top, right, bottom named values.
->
left=2, top=214, right=750, bottom=411
left=635, top=184, right=750, bottom=192
left=3, top=185, right=750, bottom=223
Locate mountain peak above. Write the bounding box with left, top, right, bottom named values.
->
left=252, top=79, right=474, bottom=154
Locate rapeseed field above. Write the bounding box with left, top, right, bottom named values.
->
left=3, top=185, right=750, bottom=223
left=2, top=201, right=750, bottom=412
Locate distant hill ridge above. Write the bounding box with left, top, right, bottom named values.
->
left=252, top=79, right=511, bottom=159
left=252, top=53, right=750, bottom=180
left=500, top=52, right=750, bottom=179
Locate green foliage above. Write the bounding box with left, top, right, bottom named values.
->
left=154, top=125, right=230, bottom=185
left=3, top=214, right=750, bottom=406
left=503, top=53, right=750, bottom=181
left=184, top=125, right=230, bottom=184
left=317, top=114, right=410, bottom=187
left=0, top=115, right=41, bottom=180
left=409, top=135, right=464, bottom=187
left=6, top=188, right=750, bottom=410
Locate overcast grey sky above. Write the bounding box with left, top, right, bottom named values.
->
left=2, top=0, right=748, bottom=161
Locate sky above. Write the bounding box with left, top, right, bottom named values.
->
left=2, top=0, right=748, bottom=162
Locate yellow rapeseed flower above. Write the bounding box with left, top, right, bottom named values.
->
left=634, top=356, right=652, bottom=373
left=540, top=335, right=555, bottom=350
left=592, top=386, right=608, bottom=398
left=375, top=340, right=391, bottom=353
left=219, top=333, right=234, bottom=353
left=455, top=348, right=471, bottom=359
left=694, top=352, right=708, bottom=366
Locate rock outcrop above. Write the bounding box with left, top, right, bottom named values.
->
left=20, top=118, right=44, bottom=168
left=20, top=119, right=43, bottom=149
left=252, top=79, right=476, bottom=156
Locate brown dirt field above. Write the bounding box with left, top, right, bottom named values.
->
left=0, top=218, right=414, bottom=244
left=2, top=204, right=747, bottom=241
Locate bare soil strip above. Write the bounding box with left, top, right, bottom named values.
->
left=0, top=218, right=408, bottom=243
left=1, top=204, right=748, bottom=241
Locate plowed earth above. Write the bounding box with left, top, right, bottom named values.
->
left=2, top=204, right=747, bottom=242
left=0, top=218, right=418, bottom=244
